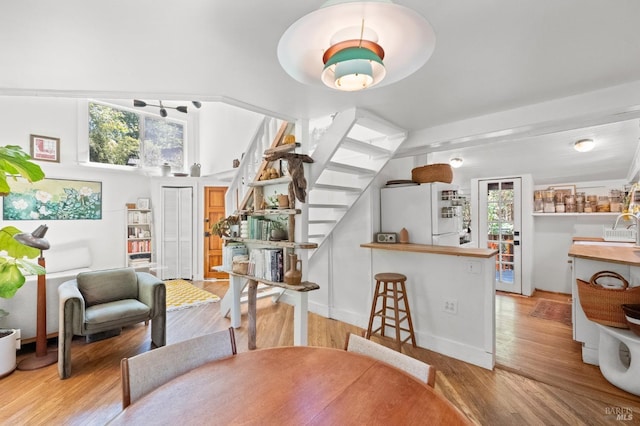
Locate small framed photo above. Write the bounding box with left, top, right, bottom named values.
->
left=30, top=134, right=60, bottom=163
left=136, top=198, right=150, bottom=210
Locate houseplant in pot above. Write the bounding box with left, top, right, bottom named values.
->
left=0, top=145, right=46, bottom=377
left=269, top=216, right=288, bottom=241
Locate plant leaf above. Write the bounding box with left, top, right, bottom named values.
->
left=0, top=262, right=25, bottom=299
left=0, top=226, right=41, bottom=259
left=0, top=145, right=45, bottom=193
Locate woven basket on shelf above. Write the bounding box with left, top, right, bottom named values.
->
left=411, top=164, right=453, bottom=184
left=577, top=271, right=640, bottom=328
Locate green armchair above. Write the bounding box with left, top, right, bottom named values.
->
left=58, top=268, right=166, bottom=379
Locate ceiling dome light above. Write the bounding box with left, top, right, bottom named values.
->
left=277, top=1, right=436, bottom=91
left=574, top=139, right=595, bottom=152
left=449, top=157, right=463, bottom=168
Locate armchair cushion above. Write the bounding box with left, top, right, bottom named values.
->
left=84, top=300, right=150, bottom=332
left=77, top=268, right=138, bottom=307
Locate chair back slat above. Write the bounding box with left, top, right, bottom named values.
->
left=345, top=332, right=436, bottom=387
left=122, top=327, right=237, bottom=408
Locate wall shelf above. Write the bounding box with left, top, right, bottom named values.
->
left=532, top=212, right=619, bottom=217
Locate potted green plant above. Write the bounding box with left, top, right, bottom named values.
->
left=211, top=215, right=241, bottom=238
left=0, top=145, right=46, bottom=377
left=270, top=216, right=288, bottom=241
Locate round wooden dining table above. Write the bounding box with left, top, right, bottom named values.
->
left=108, top=346, right=472, bottom=425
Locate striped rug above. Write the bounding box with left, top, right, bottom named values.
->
left=165, top=280, right=220, bottom=312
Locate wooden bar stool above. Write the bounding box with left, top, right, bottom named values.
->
left=365, top=272, right=417, bottom=352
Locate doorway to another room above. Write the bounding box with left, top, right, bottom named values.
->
left=478, top=178, right=522, bottom=294
left=204, top=186, right=228, bottom=280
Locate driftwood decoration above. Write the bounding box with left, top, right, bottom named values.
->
left=264, top=152, right=314, bottom=203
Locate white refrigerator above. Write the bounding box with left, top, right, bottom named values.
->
left=380, top=183, right=462, bottom=246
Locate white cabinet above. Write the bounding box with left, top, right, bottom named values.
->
left=125, top=208, right=153, bottom=268
left=161, top=187, right=193, bottom=280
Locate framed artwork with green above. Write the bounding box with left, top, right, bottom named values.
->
left=2, top=178, right=102, bottom=220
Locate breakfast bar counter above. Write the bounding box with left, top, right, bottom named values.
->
left=568, top=239, right=640, bottom=265
left=361, top=242, right=497, bottom=258
left=361, top=242, right=498, bottom=370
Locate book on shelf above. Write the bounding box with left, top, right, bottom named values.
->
left=247, top=248, right=283, bottom=282
left=223, top=242, right=248, bottom=270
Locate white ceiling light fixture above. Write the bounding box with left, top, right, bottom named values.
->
left=449, top=157, right=463, bottom=168
left=277, top=0, right=436, bottom=91
left=574, top=139, right=595, bottom=152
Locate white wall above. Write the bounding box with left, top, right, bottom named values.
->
left=0, top=96, right=151, bottom=270
left=198, top=103, right=264, bottom=176
left=531, top=179, right=628, bottom=293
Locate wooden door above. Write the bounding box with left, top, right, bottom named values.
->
left=204, top=186, right=228, bottom=279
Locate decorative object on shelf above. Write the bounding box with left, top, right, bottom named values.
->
left=263, top=152, right=314, bottom=203
left=160, top=163, right=171, bottom=176
left=126, top=203, right=136, bottom=210
left=133, top=100, right=201, bottom=117
left=284, top=134, right=296, bottom=144
left=277, top=194, right=290, bottom=209
left=3, top=178, right=102, bottom=221
left=270, top=217, right=288, bottom=241
left=260, top=167, right=280, bottom=181
left=13, top=225, right=58, bottom=370
left=212, top=215, right=241, bottom=238
left=277, top=0, right=436, bottom=91
left=233, top=158, right=240, bottom=168
left=577, top=271, right=640, bottom=328
left=29, top=134, right=60, bottom=163
left=190, top=163, right=201, bottom=177
left=284, top=253, right=302, bottom=286
left=411, top=164, right=453, bottom=184
left=399, top=227, right=409, bottom=244
left=136, top=198, right=150, bottom=210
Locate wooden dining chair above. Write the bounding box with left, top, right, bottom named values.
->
left=344, top=332, right=436, bottom=387
left=121, top=327, right=237, bottom=408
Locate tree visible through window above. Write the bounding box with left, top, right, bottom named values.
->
left=88, top=102, right=184, bottom=169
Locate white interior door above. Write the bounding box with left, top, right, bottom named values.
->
left=478, top=178, right=522, bottom=293
left=161, top=186, right=193, bottom=280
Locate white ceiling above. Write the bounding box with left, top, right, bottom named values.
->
left=1, top=1, right=640, bottom=184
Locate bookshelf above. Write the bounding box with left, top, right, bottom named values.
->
left=125, top=207, right=153, bottom=268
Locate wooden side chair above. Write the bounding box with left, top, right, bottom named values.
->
left=344, top=332, right=436, bottom=387
left=121, top=327, right=237, bottom=408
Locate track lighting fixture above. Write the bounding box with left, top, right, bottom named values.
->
left=133, top=100, right=202, bottom=117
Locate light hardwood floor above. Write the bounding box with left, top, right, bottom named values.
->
left=1, top=282, right=639, bottom=425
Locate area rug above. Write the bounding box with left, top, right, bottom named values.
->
left=165, top=280, right=220, bottom=312
left=529, top=299, right=572, bottom=326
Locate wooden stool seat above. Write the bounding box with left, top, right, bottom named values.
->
left=365, top=272, right=417, bottom=352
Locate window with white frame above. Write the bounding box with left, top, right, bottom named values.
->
left=88, top=101, right=185, bottom=169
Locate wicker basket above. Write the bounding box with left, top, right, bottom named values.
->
left=232, top=260, right=249, bottom=275
left=411, top=164, right=453, bottom=184
left=577, top=271, right=640, bottom=328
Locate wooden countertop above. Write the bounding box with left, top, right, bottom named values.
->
left=568, top=239, right=640, bottom=266
left=360, top=242, right=498, bottom=259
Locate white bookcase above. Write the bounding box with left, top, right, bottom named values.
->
left=125, top=207, right=153, bottom=268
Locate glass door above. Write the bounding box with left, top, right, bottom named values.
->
left=479, top=178, right=522, bottom=293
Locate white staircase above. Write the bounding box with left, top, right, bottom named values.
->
left=307, top=108, right=407, bottom=248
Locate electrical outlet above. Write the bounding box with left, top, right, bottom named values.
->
left=444, top=298, right=458, bottom=314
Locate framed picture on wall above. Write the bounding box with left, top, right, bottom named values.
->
left=2, top=178, right=102, bottom=220
left=136, top=198, right=150, bottom=210
left=30, top=134, right=60, bottom=163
